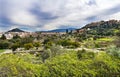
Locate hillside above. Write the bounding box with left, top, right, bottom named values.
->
left=77, top=20, right=120, bottom=36
left=82, top=20, right=120, bottom=29
left=0, top=20, right=120, bottom=77
left=7, top=28, right=25, bottom=32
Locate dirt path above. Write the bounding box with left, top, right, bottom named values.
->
left=0, top=49, right=12, bottom=56
left=66, top=47, right=102, bottom=53
left=0, top=47, right=104, bottom=56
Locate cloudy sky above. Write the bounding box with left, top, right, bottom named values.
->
left=0, top=0, right=120, bottom=32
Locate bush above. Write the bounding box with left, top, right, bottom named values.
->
left=49, top=45, right=64, bottom=57
left=115, top=37, right=120, bottom=47
left=106, top=45, right=120, bottom=59
left=0, top=34, right=6, bottom=40
left=12, top=34, right=21, bottom=39
left=11, top=43, right=20, bottom=53
left=0, top=50, right=120, bottom=77
left=44, top=41, right=53, bottom=49
left=77, top=49, right=86, bottom=59
left=94, top=42, right=101, bottom=48
left=77, top=49, right=95, bottom=60
left=24, top=43, right=34, bottom=50
left=0, top=54, right=39, bottom=77
left=33, top=42, right=41, bottom=49
left=58, top=40, right=80, bottom=48
left=41, top=50, right=50, bottom=63
left=0, top=40, right=10, bottom=49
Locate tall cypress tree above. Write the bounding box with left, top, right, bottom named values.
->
left=0, top=34, right=6, bottom=40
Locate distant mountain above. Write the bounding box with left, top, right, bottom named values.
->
left=7, top=28, right=25, bottom=32
left=40, top=28, right=76, bottom=32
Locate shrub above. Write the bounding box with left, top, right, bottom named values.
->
left=44, top=41, right=53, bottom=49
left=106, top=45, right=120, bottom=59
left=12, top=34, right=21, bottom=39
left=49, top=45, right=64, bottom=57
left=41, top=50, right=50, bottom=63
left=0, top=51, right=120, bottom=77
left=115, top=37, right=120, bottom=47
left=0, top=54, right=39, bottom=77
left=77, top=49, right=95, bottom=60
left=58, top=40, right=80, bottom=48
left=0, top=40, right=10, bottom=49
left=77, top=49, right=86, bottom=59
left=94, top=42, right=101, bottom=48
left=33, top=42, right=41, bottom=49
left=0, top=34, right=6, bottom=40
left=24, top=43, right=34, bottom=50
left=11, top=43, right=20, bottom=54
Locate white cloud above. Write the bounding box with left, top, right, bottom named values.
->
left=95, top=0, right=120, bottom=10
left=0, top=0, right=120, bottom=31
left=103, top=12, right=120, bottom=20
left=10, top=11, right=38, bottom=26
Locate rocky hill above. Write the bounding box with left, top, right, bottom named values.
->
left=82, top=20, right=120, bottom=29
left=7, top=28, right=25, bottom=32
left=76, top=20, right=120, bottom=36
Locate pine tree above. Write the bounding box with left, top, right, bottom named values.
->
left=0, top=34, right=6, bottom=40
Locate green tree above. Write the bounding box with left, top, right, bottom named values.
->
left=24, top=43, right=34, bottom=50
left=11, top=43, right=20, bottom=54
left=49, top=45, right=64, bottom=57
left=58, top=40, right=80, bottom=48
left=77, top=49, right=86, bottom=59
left=33, top=42, right=41, bottom=49
left=0, top=34, right=6, bottom=40
left=44, top=41, right=53, bottom=49
left=12, top=34, right=20, bottom=39
left=0, top=40, right=10, bottom=49
left=116, top=30, right=120, bottom=37
left=77, top=49, right=95, bottom=59
left=106, top=46, right=120, bottom=59
left=41, top=50, right=50, bottom=63
left=20, top=37, right=33, bottom=46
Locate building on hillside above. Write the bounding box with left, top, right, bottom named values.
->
left=5, top=33, right=13, bottom=39
left=3, top=32, right=34, bottom=39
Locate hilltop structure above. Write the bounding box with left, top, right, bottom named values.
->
left=75, top=20, right=120, bottom=33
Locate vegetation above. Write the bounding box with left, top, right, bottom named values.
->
left=0, top=40, right=10, bottom=49
left=11, top=43, right=20, bottom=54
left=0, top=34, right=6, bottom=40
left=0, top=49, right=4, bottom=53
left=24, top=43, right=34, bottom=50
left=0, top=20, right=120, bottom=76
left=12, top=34, right=21, bottom=39
left=58, top=39, right=80, bottom=48
left=0, top=50, right=120, bottom=77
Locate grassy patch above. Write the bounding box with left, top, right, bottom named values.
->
left=82, top=37, right=116, bottom=48
left=0, top=49, right=5, bottom=53
left=96, top=37, right=114, bottom=42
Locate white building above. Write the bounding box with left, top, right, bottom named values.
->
left=5, top=33, right=13, bottom=39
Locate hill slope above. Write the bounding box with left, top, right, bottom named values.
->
left=77, top=20, right=120, bottom=36
left=82, top=20, right=120, bottom=29
left=7, top=28, right=25, bottom=32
